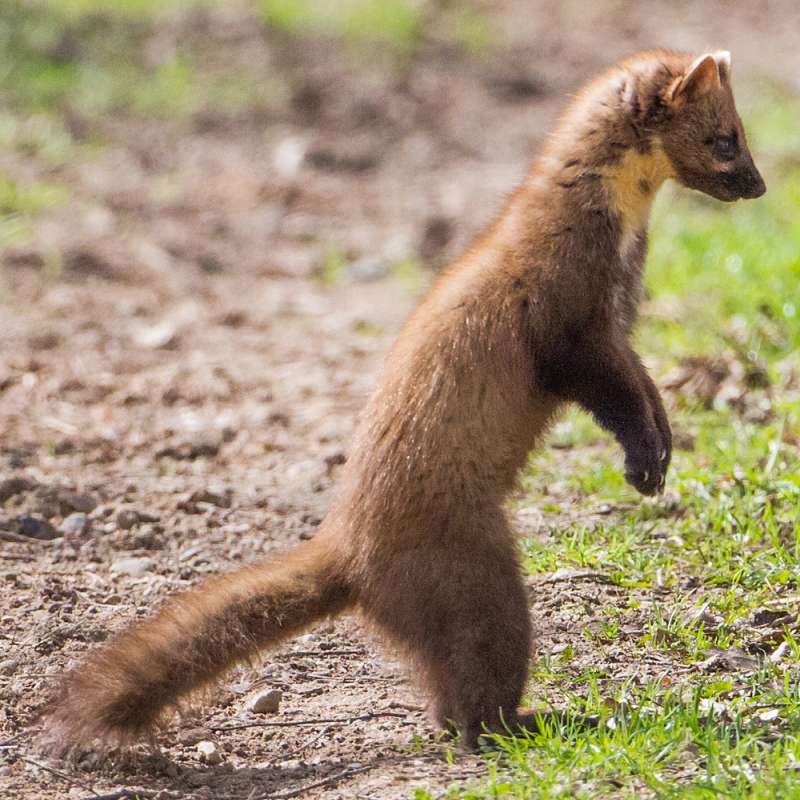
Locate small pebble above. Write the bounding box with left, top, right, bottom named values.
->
left=190, top=486, right=232, bottom=508
left=0, top=477, right=34, bottom=503
left=60, top=512, right=90, bottom=536
left=135, top=321, right=179, bottom=350
left=273, top=136, right=307, bottom=178
left=116, top=509, right=140, bottom=530
left=347, top=257, right=390, bottom=282
left=59, top=491, right=97, bottom=514
left=247, top=688, right=282, bottom=714
left=196, top=740, right=222, bottom=765
left=17, top=516, right=58, bottom=540
left=111, top=557, right=155, bottom=577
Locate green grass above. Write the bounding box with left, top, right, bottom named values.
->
left=0, top=0, right=490, bottom=255
left=416, top=676, right=800, bottom=799
left=0, top=0, right=268, bottom=124
left=0, top=174, right=67, bottom=248
left=258, top=0, right=423, bottom=51
left=0, top=0, right=273, bottom=248
left=257, top=0, right=494, bottom=58
left=416, top=96, right=800, bottom=799
left=444, top=7, right=494, bottom=54
left=0, top=0, right=490, bottom=164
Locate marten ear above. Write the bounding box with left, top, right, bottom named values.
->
left=712, top=50, right=731, bottom=83
left=669, top=53, right=721, bottom=103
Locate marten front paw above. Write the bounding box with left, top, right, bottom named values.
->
left=624, top=426, right=669, bottom=496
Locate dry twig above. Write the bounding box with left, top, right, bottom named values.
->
left=260, top=763, right=374, bottom=799
left=210, top=710, right=406, bottom=733
left=20, top=756, right=99, bottom=797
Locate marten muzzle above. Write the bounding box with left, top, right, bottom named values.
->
left=730, top=154, right=766, bottom=199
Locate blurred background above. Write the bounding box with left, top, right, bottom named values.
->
left=2, top=2, right=800, bottom=799
left=2, top=1, right=800, bottom=284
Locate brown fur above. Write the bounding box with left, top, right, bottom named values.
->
left=43, top=50, right=764, bottom=752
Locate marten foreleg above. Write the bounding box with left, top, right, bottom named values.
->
left=541, top=332, right=672, bottom=494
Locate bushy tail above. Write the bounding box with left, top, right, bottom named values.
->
left=44, top=536, right=352, bottom=752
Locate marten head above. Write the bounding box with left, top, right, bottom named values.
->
left=659, top=51, right=766, bottom=202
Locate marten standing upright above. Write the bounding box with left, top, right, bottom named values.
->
left=45, top=50, right=765, bottom=751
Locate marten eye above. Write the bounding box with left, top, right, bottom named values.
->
left=712, top=133, right=738, bottom=161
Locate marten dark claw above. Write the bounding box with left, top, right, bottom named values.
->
left=624, top=437, right=668, bottom=495
left=625, top=468, right=660, bottom=496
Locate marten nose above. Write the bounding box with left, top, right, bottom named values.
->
left=744, top=168, right=766, bottom=199
left=739, top=156, right=766, bottom=199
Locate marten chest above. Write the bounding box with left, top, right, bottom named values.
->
left=557, top=201, right=648, bottom=331
left=610, top=227, right=648, bottom=331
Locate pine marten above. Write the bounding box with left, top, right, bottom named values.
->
left=44, top=49, right=765, bottom=751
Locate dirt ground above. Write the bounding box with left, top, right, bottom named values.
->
left=2, top=2, right=800, bottom=798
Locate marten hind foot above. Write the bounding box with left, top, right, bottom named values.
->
left=418, top=549, right=532, bottom=750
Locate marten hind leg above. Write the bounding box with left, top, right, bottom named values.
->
left=423, top=551, right=532, bottom=747
left=367, top=525, right=532, bottom=748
